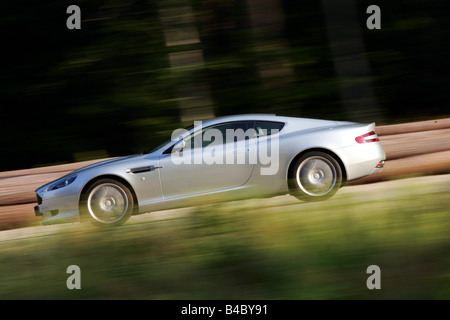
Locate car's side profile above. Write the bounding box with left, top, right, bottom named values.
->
left=34, top=114, right=386, bottom=227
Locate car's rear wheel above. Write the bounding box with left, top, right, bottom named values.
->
left=80, top=178, right=134, bottom=227
left=289, top=152, right=342, bottom=202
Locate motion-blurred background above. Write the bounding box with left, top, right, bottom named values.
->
left=1, top=1, right=450, bottom=300
left=1, top=0, right=448, bottom=171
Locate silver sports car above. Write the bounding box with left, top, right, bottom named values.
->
left=35, top=114, right=385, bottom=226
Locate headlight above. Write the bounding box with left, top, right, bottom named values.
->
left=48, top=175, right=77, bottom=191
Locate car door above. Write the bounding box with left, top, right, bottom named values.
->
left=158, top=121, right=256, bottom=199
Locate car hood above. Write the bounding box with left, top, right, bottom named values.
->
left=36, top=154, right=142, bottom=192
left=69, top=155, right=141, bottom=175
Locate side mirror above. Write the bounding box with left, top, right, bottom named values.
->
left=172, top=139, right=186, bottom=153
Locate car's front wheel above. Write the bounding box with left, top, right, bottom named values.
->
left=289, top=152, right=342, bottom=202
left=80, top=178, right=134, bottom=227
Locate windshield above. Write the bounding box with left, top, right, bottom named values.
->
left=143, top=124, right=195, bottom=154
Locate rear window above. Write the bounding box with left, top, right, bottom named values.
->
left=255, top=121, right=285, bottom=137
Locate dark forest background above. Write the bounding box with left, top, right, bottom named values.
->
left=1, top=0, right=448, bottom=171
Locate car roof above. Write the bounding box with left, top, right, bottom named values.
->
left=151, top=114, right=339, bottom=154
left=198, top=114, right=286, bottom=127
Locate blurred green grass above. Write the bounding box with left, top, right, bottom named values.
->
left=0, top=176, right=449, bottom=299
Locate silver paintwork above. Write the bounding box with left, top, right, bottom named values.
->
left=34, top=114, right=386, bottom=225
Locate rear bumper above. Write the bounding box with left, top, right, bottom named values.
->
left=376, top=160, right=385, bottom=169
left=336, top=142, right=386, bottom=181
left=370, top=159, right=386, bottom=175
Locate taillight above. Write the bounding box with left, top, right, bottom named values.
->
left=355, top=131, right=379, bottom=144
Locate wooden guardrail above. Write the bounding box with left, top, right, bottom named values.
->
left=1, top=118, right=449, bottom=230
left=348, top=118, right=450, bottom=184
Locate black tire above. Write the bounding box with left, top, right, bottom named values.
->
left=80, top=178, right=134, bottom=227
left=288, top=152, right=342, bottom=202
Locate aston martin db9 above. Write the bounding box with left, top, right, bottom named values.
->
left=34, top=114, right=385, bottom=226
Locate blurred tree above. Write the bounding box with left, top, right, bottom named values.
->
left=321, top=0, right=384, bottom=124
left=247, top=0, right=295, bottom=90
left=193, top=0, right=263, bottom=116
left=356, top=0, right=450, bottom=123
left=159, top=0, right=215, bottom=121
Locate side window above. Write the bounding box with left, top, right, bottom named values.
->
left=185, top=121, right=256, bottom=149
left=255, top=121, right=285, bottom=137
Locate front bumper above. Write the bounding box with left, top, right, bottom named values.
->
left=34, top=191, right=81, bottom=225
left=34, top=205, right=43, bottom=216
left=34, top=203, right=80, bottom=225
